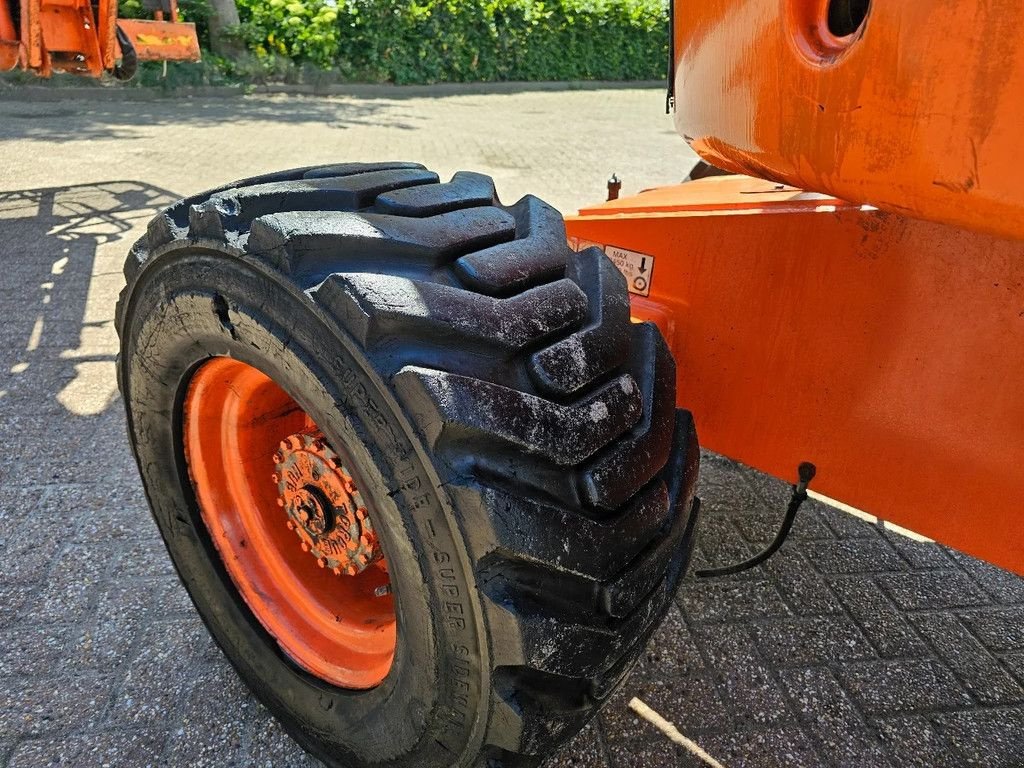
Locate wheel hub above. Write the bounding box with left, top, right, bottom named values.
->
left=273, top=432, right=383, bottom=576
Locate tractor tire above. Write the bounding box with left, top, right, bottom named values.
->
left=116, top=162, right=700, bottom=768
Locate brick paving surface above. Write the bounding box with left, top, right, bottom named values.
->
left=1, top=88, right=1023, bottom=767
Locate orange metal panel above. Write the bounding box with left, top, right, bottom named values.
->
left=116, top=19, right=200, bottom=62
left=0, top=0, right=17, bottom=72
left=0, top=0, right=16, bottom=40
left=0, top=41, right=18, bottom=70
left=672, top=1, right=1024, bottom=241
left=21, top=0, right=45, bottom=70
left=98, top=0, right=117, bottom=70
left=567, top=176, right=1024, bottom=575
left=38, top=0, right=102, bottom=76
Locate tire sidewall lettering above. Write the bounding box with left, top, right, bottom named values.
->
left=122, top=253, right=488, bottom=767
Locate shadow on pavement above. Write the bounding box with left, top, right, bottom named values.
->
left=0, top=179, right=1022, bottom=768
left=0, top=180, right=179, bottom=486
left=0, top=96, right=417, bottom=142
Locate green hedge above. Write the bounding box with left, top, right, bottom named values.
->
left=117, top=0, right=668, bottom=84
left=235, top=0, right=669, bottom=84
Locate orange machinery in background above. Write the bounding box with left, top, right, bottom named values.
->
left=0, top=0, right=199, bottom=78
left=567, top=0, right=1024, bottom=575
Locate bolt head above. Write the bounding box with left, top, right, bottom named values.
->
left=300, top=542, right=309, bottom=552
left=317, top=558, right=326, bottom=568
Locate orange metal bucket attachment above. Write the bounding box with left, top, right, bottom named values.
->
left=116, top=18, right=200, bottom=62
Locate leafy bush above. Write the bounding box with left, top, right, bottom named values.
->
left=236, top=0, right=342, bottom=70
left=118, top=0, right=668, bottom=83
left=341, top=0, right=668, bottom=84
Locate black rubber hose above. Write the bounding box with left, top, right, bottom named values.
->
left=696, top=462, right=817, bottom=578
left=113, top=26, right=138, bottom=81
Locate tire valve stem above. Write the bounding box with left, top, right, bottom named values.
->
left=374, top=584, right=392, bottom=598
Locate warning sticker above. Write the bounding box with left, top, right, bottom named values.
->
left=604, top=245, right=655, bottom=297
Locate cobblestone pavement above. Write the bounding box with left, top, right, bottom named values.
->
left=2, top=89, right=1023, bottom=768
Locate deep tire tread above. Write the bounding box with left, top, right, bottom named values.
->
left=118, top=162, right=699, bottom=768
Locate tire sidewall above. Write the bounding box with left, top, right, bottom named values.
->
left=120, top=246, right=489, bottom=768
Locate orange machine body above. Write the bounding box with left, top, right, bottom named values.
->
left=671, top=0, right=1024, bottom=241
left=569, top=1, right=1024, bottom=575
left=0, top=0, right=199, bottom=77
left=0, top=0, right=17, bottom=70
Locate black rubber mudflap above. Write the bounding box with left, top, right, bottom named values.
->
left=117, top=162, right=700, bottom=768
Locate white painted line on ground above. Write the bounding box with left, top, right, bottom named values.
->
left=880, top=520, right=934, bottom=543
left=807, top=490, right=934, bottom=543
left=808, top=489, right=877, bottom=524
left=628, top=697, right=727, bottom=768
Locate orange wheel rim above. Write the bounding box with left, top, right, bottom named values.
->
left=183, top=357, right=396, bottom=689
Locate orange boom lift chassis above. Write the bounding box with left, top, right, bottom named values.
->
left=107, top=0, right=1024, bottom=763
left=0, top=0, right=199, bottom=77
left=567, top=0, right=1024, bottom=575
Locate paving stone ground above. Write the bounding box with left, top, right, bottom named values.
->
left=1, top=88, right=1023, bottom=768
